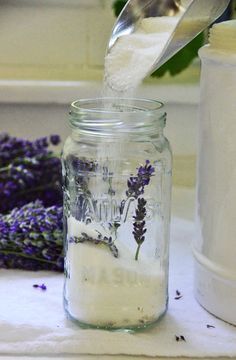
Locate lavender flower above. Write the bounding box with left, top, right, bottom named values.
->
left=50, top=135, right=60, bottom=146
left=33, top=283, right=47, bottom=290
left=0, top=133, right=62, bottom=213
left=0, top=133, right=60, bottom=166
left=64, top=156, right=98, bottom=221
left=0, top=201, right=63, bottom=271
left=125, top=160, right=155, bottom=260
left=67, top=155, right=97, bottom=174
left=126, top=160, right=155, bottom=199
left=70, top=232, right=118, bottom=258
left=133, top=198, right=147, bottom=260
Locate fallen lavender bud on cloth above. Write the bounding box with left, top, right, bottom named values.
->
left=0, top=201, right=63, bottom=271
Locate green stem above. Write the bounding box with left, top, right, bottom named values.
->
left=0, top=165, right=10, bottom=173
left=0, top=250, right=57, bottom=265
left=135, top=244, right=141, bottom=261
left=0, top=154, right=60, bottom=173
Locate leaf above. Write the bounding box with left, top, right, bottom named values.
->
left=151, top=32, right=204, bottom=78
left=112, top=0, right=128, bottom=17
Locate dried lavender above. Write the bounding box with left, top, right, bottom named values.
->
left=33, top=283, right=47, bottom=290
left=0, top=201, right=63, bottom=271
left=0, top=133, right=62, bottom=213
left=70, top=232, right=118, bottom=258
left=125, top=160, right=155, bottom=260
left=133, top=198, right=147, bottom=260
left=126, top=160, right=155, bottom=199
left=175, top=289, right=183, bottom=300
left=63, top=155, right=98, bottom=221
left=206, top=324, right=215, bottom=329
left=121, top=160, right=154, bottom=221
left=103, top=165, right=115, bottom=196
left=0, top=133, right=60, bottom=167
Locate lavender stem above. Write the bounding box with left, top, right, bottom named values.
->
left=0, top=250, right=59, bottom=266
left=0, top=165, right=10, bottom=173
left=135, top=244, right=141, bottom=261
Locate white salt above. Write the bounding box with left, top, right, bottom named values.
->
left=65, top=216, right=166, bottom=327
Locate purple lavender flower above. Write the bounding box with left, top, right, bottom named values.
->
left=35, top=137, right=48, bottom=149
left=133, top=198, right=147, bottom=260
left=125, top=160, right=155, bottom=260
left=126, top=160, right=155, bottom=198
left=0, top=201, right=63, bottom=271
left=70, top=232, right=118, bottom=258
left=63, top=156, right=98, bottom=221
left=50, top=135, right=61, bottom=146
left=0, top=133, right=62, bottom=213
left=0, top=133, right=61, bottom=167
left=67, top=155, right=97, bottom=173
left=33, top=283, right=47, bottom=290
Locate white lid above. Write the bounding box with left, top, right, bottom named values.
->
left=209, top=20, right=236, bottom=52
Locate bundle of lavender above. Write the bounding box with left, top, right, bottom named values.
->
left=0, top=133, right=62, bottom=213
left=0, top=201, right=63, bottom=271
left=0, top=133, right=63, bottom=271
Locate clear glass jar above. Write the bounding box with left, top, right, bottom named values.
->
left=62, top=98, right=172, bottom=331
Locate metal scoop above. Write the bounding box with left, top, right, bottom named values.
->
left=107, top=0, right=230, bottom=74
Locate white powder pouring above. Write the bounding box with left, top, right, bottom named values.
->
left=104, top=16, right=180, bottom=94
left=104, top=14, right=210, bottom=95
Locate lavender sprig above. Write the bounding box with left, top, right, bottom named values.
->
left=0, top=201, right=63, bottom=271
left=125, top=160, right=155, bottom=260
left=121, top=160, right=155, bottom=222
left=126, top=160, right=155, bottom=199
left=33, top=283, right=47, bottom=290
left=70, top=232, right=118, bottom=258
left=64, top=156, right=98, bottom=221
left=133, top=198, right=147, bottom=260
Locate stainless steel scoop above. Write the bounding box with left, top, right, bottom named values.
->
left=107, top=0, right=231, bottom=74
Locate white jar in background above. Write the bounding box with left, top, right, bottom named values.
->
left=193, top=20, right=236, bottom=325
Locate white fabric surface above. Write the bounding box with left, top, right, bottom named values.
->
left=0, top=217, right=236, bottom=358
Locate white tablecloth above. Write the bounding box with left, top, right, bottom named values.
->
left=0, top=218, right=236, bottom=358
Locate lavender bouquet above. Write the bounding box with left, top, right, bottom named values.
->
left=0, top=201, right=63, bottom=271
left=0, top=133, right=63, bottom=271
left=0, top=133, right=62, bottom=214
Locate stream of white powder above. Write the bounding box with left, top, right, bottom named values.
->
left=104, top=16, right=180, bottom=95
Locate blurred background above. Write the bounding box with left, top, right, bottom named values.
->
left=0, top=0, right=235, bottom=199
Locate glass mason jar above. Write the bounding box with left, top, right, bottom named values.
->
left=62, top=98, right=172, bottom=331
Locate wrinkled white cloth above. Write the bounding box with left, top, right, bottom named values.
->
left=0, top=218, right=236, bottom=358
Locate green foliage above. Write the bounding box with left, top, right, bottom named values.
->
left=151, top=32, right=204, bottom=77
left=112, top=0, right=128, bottom=17
left=112, top=0, right=204, bottom=77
